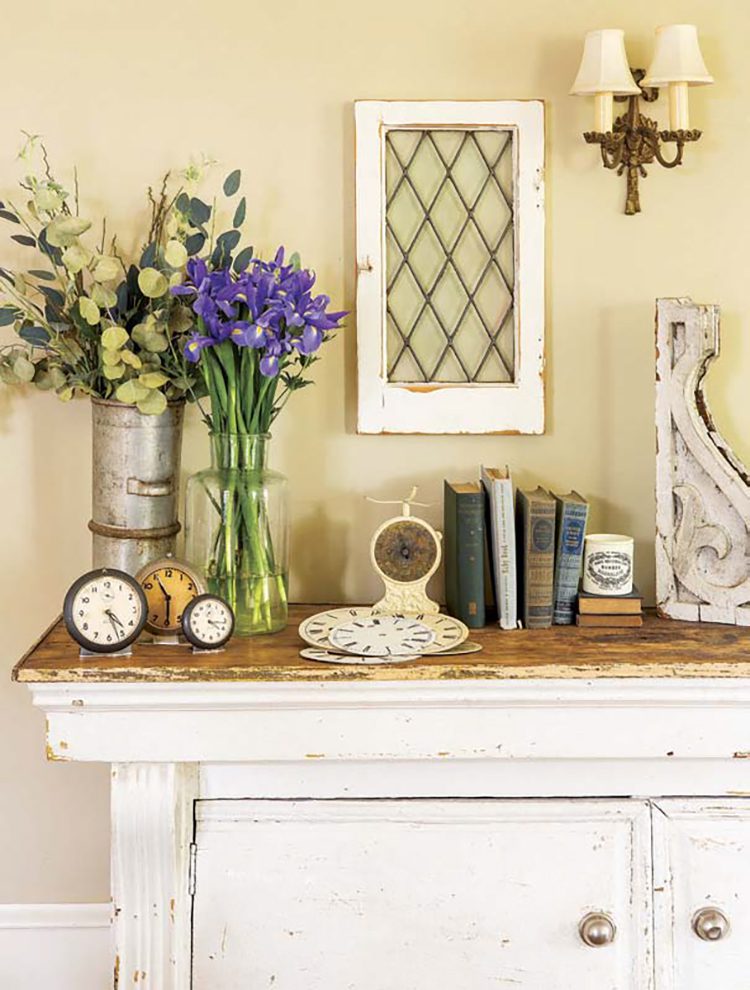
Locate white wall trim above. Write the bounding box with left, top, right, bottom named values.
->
left=0, top=903, right=110, bottom=929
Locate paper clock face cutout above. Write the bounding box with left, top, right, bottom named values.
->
left=355, top=99, right=545, bottom=435
left=299, top=648, right=420, bottom=666
left=329, top=616, right=436, bottom=657
left=298, top=608, right=378, bottom=649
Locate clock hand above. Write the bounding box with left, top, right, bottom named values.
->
left=105, top=609, right=124, bottom=628
left=105, top=611, right=122, bottom=640
left=155, top=578, right=172, bottom=625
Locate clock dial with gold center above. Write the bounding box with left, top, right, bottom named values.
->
left=136, top=557, right=204, bottom=635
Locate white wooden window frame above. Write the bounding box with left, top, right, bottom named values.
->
left=355, top=100, right=545, bottom=435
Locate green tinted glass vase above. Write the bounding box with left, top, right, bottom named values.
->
left=185, top=434, right=289, bottom=636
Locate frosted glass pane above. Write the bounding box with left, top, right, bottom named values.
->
left=385, top=128, right=516, bottom=384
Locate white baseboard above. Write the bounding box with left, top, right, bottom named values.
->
left=0, top=904, right=110, bottom=990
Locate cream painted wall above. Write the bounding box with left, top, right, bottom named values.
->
left=0, top=0, right=747, bottom=901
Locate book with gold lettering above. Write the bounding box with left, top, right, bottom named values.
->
left=516, top=486, right=556, bottom=629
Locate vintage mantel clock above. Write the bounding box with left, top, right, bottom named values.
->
left=63, top=568, right=148, bottom=655
left=368, top=487, right=442, bottom=615
left=135, top=555, right=205, bottom=641
left=181, top=594, right=235, bottom=651
left=298, top=489, right=471, bottom=663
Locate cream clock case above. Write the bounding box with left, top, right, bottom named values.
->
left=298, top=489, right=475, bottom=664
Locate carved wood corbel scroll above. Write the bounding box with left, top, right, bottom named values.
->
left=655, top=297, right=750, bottom=625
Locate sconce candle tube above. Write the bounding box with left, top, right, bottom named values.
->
left=594, top=92, right=614, bottom=132
left=668, top=81, right=689, bottom=129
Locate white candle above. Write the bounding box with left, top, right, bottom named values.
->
left=594, top=92, right=614, bottom=132
left=668, top=81, right=690, bottom=130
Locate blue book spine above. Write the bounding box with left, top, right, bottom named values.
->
left=553, top=499, right=589, bottom=624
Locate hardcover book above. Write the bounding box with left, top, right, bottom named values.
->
left=578, top=585, right=643, bottom=616
left=552, top=491, right=589, bottom=625
left=444, top=481, right=486, bottom=629
left=516, top=486, right=556, bottom=629
left=576, top=613, right=643, bottom=628
left=481, top=466, right=517, bottom=630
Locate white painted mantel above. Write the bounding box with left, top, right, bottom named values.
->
left=24, top=674, right=750, bottom=988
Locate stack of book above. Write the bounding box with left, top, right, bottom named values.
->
left=443, top=470, right=589, bottom=630
left=576, top=586, right=643, bottom=627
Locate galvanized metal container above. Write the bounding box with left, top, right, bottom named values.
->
left=89, top=398, right=184, bottom=575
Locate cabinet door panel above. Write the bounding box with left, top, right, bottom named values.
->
left=653, top=798, right=750, bottom=990
left=192, top=799, right=652, bottom=990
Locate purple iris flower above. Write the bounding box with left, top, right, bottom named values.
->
left=171, top=244, right=347, bottom=377
left=230, top=322, right=267, bottom=348
left=259, top=353, right=279, bottom=377
left=184, top=333, right=214, bottom=363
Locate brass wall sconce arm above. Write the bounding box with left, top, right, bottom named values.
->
left=583, top=70, right=702, bottom=215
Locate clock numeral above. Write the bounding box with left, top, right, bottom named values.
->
left=82, top=622, right=88, bottom=631
left=144, top=582, right=153, bottom=591
left=165, top=569, right=173, bottom=578
left=103, top=580, right=111, bottom=588
left=82, top=597, right=90, bottom=604
left=176, top=613, right=183, bottom=623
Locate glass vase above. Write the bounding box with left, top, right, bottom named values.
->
left=185, top=433, right=289, bottom=636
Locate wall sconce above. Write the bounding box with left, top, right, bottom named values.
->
left=570, top=26, right=713, bottom=214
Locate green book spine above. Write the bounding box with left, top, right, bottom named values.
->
left=444, top=481, right=486, bottom=629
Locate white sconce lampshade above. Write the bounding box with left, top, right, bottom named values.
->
left=643, top=24, right=714, bottom=87
left=570, top=29, right=641, bottom=96
left=643, top=25, right=713, bottom=131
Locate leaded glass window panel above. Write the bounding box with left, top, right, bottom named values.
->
left=356, top=101, right=545, bottom=434
left=385, top=128, right=516, bottom=385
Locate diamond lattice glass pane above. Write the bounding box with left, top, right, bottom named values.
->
left=386, top=127, right=517, bottom=384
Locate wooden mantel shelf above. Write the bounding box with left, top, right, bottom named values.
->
left=13, top=605, right=750, bottom=684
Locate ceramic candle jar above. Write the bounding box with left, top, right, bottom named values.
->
left=583, top=533, right=634, bottom=596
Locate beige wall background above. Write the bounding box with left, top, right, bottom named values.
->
left=0, top=0, right=746, bottom=902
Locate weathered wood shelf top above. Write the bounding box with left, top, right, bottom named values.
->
left=12, top=605, right=750, bottom=683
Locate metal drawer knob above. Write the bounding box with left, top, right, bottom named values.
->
left=693, top=908, right=730, bottom=942
left=579, top=913, right=616, bottom=947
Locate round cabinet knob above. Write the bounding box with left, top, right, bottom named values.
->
left=579, top=913, right=617, bottom=947
left=692, top=908, right=730, bottom=942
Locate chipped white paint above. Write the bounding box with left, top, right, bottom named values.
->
left=111, top=763, right=198, bottom=990
left=653, top=799, right=750, bottom=990
left=24, top=679, right=750, bottom=986
left=655, top=297, right=750, bottom=624
left=31, top=679, right=750, bottom=764
left=193, top=799, right=652, bottom=989
left=355, top=100, right=545, bottom=434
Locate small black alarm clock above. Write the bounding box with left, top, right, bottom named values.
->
left=181, top=594, right=235, bottom=650
left=63, top=568, right=148, bottom=654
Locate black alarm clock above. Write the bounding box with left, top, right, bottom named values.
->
left=181, top=594, right=235, bottom=650
left=63, top=568, right=148, bottom=653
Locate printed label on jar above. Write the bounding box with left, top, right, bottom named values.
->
left=586, top=550, right=632, bottom=591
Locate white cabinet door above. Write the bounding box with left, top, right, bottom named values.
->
left=653, top=799, right=750, bottom=990
left=192, top=799, right=652, bottom=990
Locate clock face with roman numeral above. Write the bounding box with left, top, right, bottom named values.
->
left=329, top=616, right=436, bottom=657
left=299, top=607, right=469, bottom=655
left=63, top=568, right=147, bottom=653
